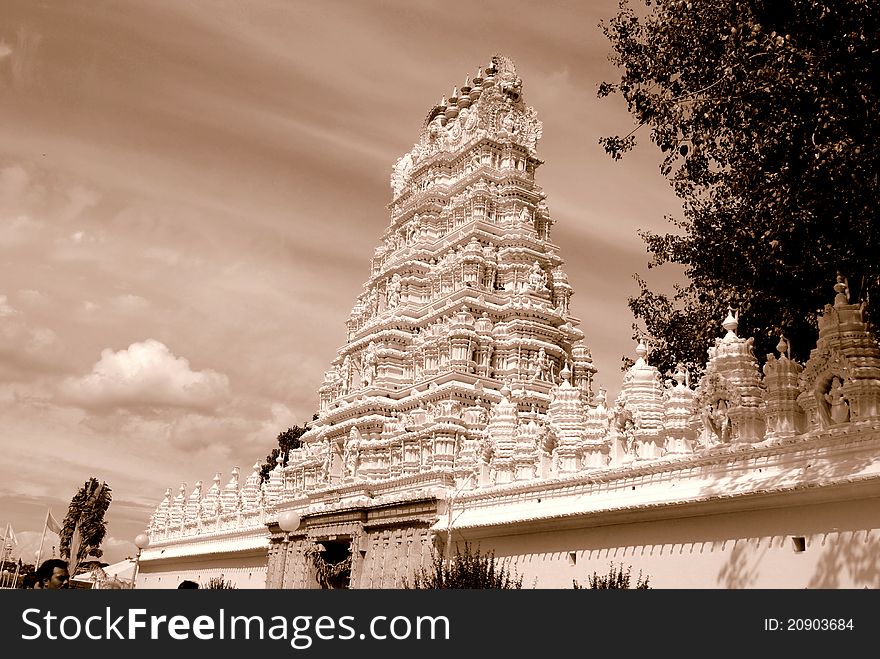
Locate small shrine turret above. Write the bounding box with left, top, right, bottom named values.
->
left=220, top=467, right=240, bottom=514
left=582, top=386, right=612, bottom=468
left=169, top=483, right=186, bottom=529
left=663, top=364, right=698, bottom=455
left=798, top=274, right=880, bottom=428
left=695, top=309, right=765, bottom=444
left=240, top=463, right=263, bottom=512
left=547, top=364, right=588, bottom=473
left=617, top=340, right=665, bottom=459
left=201, top=474, right=221, bottom=519
left=486, top=383, right=519, bottom=484
left=149, top=488, right=172, bottom=533
left=571, top=341, right=597, bottom=403
left=185, top=480, right=202, bottom=523
left=763, top=337, right=806, bottom=438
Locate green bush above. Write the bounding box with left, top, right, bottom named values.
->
left=404, top=543, right=522, bottom=589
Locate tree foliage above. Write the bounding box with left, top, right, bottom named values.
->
left=259, top=425, right=308, bottom=484
left=60, top=478, right=112, bottom=574
left=573, top=562, right=651, bottom=589
left=403, top=543, right=523, bottom=589
left=600, top=0, right=879, bottom=375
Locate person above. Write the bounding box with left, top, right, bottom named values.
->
left=21, top=572, right=40, bottom=589
left=177, top=579, right=200, bottom=589
left=36, top=558, right=70, bottom=589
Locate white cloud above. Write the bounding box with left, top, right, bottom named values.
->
left=60, top=339, right=230, bottom=413
left=0, top=294, right=18, bottom=317
left=17, top=289, right=50, bottom=306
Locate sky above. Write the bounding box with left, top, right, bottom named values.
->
left=0, top=0, right=684, bottom=566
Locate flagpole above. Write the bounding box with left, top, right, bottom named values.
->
left=35, top=509, right=49, bottom=569
left=0, top=526, right=9, bottom=586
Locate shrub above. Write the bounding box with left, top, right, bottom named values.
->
left=404, top=543, right=522, bottom=589
left=573, top=562, right=650, bottom=589
left=203, top=577, right=237, bottom=589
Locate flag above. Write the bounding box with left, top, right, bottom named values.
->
left=46, top=509, right=62, bottom=535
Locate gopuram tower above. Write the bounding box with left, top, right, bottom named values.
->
left=296, top=55, right=597, bottom=490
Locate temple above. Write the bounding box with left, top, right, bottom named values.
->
left=137, top=56, right=880, bottom=589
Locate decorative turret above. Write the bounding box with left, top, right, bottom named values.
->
left=617, top=340, right=665, bottom=459
left=663, top=364, right=698, bottom=454
left=169, top=483, right=186, bottom=529
left=763, top=337, right=806, bottom=437
left=486, top=383, right=519, bottom=484
left=584, top=386, right=612, bottom=467
left=264, top=454, right=285, bottom=504
left=201, top=473, right=221, bottom=519
left=240, top=463, right=262, bottom=511
left=221, top=467, right=240, bottom=514
left=150, top=488, right=172, bottom=532
left=798, top=273, right=880, bottom=428
left=695, top=309, right=765, bottom=444
left=185, top=480, right=202, bottom=523
left=571, top=342, right=597, bottom=403
left=547, top=363, right=587, bottom=473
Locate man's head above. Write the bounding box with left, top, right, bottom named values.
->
left=37, top=559, right=70, bottom=589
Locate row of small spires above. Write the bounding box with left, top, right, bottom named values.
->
left=432, top=63, right=501, bottom=121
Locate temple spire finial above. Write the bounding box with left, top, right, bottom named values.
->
left=722, top=307, right=739, bottom=338
left=834, top=272, right=850, bottom=307
left=776, top=335, right=790, bottom=359
left=635, top=337, right=648, bottom=362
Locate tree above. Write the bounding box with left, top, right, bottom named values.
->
left=599, top=0, right=879, bottom=376
left=403, top=543, right=523, bottom=589
left=573, top=562, right=651, bottom=589
left=259, top=425, right=309, bottom=484
left=60, top=478, right=112, bottom=576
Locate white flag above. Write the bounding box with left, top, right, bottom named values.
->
left=46, top=509, right=62, bottom=535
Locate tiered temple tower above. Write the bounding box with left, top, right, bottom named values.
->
left=297, top=55, right=596, bottom=489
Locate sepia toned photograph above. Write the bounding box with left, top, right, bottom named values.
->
left=1, top=0, right=877, bottom=603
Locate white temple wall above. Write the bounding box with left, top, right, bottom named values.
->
left=459, top=495, right=880, bottom=589
left=137, top=552, right=268, bottom=590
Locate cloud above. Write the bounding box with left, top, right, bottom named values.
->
left=17, top=289, right=50, bottom=306
left=0, top=41, right=12, bottom=60
left=0, top=294, right=17, bottom=317
left=60, top=339, right=231, bottom=413
left=0, top=295, right=59, bottom=375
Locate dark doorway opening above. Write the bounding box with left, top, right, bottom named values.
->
left=309, top=540, right=352, bottom=589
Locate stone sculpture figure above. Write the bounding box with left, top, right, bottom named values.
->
left=704, top=399, right=732, bottom=443
left=528, top=261, right=547, bottom=292
left=361, top=342, right=378, bottom=388
left=532, top=348, right=550, bottom=381
left=388, top=273, right=402, bottom=307
left=825, top=376, right=850, bottom=424
left=340, top=355, right=351, bottom=396
left=344, top=434, right=360, bottom=478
